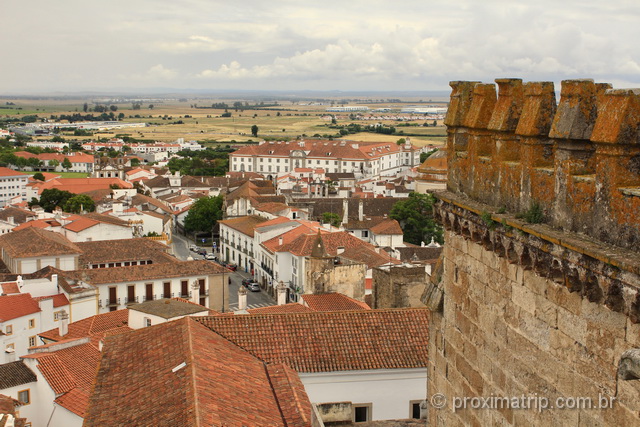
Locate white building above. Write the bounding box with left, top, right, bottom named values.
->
left=0, top=167, right=28, bottom=208
left=229, top=139, right=422, bottom=181
left=0, top=292, right=68, bottom=364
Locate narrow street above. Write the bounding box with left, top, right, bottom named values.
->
left=171, top=232, right=276, bottom=311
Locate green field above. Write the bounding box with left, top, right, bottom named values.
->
left=25, top=171, right=90, bottom=178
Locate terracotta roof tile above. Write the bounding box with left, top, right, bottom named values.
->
left=0, top=282, right=19, bottom=295
left=84, top=317, right=310, bottom=426
left=195, top=308, right=429, bottom=373
left=279, top=231, right=372, bottom=257
left=369, top=218, right=403, bottom=235
left=0, top=168, right=27, bottom=178
left=301, top=293, right=371, bottom=311
left=77, top=238, right=173, bottom=266
left=0, top=228, right=82, bottom=258
left=33, top=293, right=70, bottom=308
left=25, top=341, right=101, bottom=416
left=340, top=246, right=402, bottom=268
left=247, top=303, right=314, bottom=314
left=0, top=361, right=37, bottom=389
left=267, top=363, right=312, bottom=426
left=39, top=309, right=129, bottom=343
left=218, top=215, right=269, bottom=237
left=65, top=259, right=228, bottom=285
left=0, top=207, right=36, bottom=224
left=0, top=294, right=41, bottom=322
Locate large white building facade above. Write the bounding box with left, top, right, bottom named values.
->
left=229, top=139, right=423, bottom=181
left=0, top=167, right=28, bottom=208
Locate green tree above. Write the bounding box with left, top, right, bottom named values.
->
left=396, top=138, right=406, bottom=145
left=130, top=158, right=140, bottom=167
left=33, top=188, right=74, bottom=212
left=62, top=157, right=72, bottom=171
left=183, top=195, right=224, bottom=234
left=321, top=212, right=341, bottom=227
left=83, top=103, right=88, bottom=112
left=48, top=159, right=60, bottom=169
left=33, top=172, right=45, bottom=181
left=420, top=149, right=438, bottom=163
left=63, top=194, right=95, bottom=214
left=109, top=105, right=118, bottom=112
left=251, top=124, right=259, bottom=137
left=390, top=192, right=443, bottom=245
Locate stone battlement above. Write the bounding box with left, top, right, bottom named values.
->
left=445, top=78, right=640, bottom=250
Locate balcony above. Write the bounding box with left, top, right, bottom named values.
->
left=105, top=298, right=120, bottom=306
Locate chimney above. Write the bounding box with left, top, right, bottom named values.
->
left=7, top=216, right=14, bottom=225
left=337, top=246, right=345, bottom=255
left=238, top=286, right=247, bottom=311
left=278, top=236, right=283, bottom=246
left=342, top=198, right=349, bottom=225
left=191, top=280, right=200, bottom=304
left=277, top=281, right=288, bottom=305
left=299, top=140, right=305, bottom=148
left=358, top=199, right=364, bottom=221
left=17, top=275, right=23, bottom=290
left=58, top=310, right=69, bottom=337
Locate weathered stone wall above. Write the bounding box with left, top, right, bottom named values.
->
left=305, top=256, right=366, bottom=301
left=372, top=265, right=428, bottom=309
left=429, top=78, right=640, bottom=426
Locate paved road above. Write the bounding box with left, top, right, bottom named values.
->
left=171, top=232, right=276, bottom=311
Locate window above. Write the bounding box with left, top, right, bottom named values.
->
left=18, top=389, right=30, bottom=405
left=5, top=343, right=14, bottom=353
left=410, top=400, right=423, bottom=419
left=5, top=324, right=12, bottom=335
left=28, top=336, right=36, bottom=347
left=353, top=404, right=371, bottom=422
left=144, top=317, right=152, bottom=327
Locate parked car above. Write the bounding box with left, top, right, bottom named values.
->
left=189, top=245, right=198, bottom=252
left=247, top=282, right=260, bottom=292
left=205, top=253, right=217, bottom=261
left=241, top=278, right=257, bottom=287
left=198, top=249, right=207, bottom=256
left=225, top=263, right=238, bottom=271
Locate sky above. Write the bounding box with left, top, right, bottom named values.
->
left=2, top=0, right=640, bottom=95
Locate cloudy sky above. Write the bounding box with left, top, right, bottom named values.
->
left=2, top=0, right=639, bottom=94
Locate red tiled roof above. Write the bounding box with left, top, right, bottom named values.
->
left=195, top=308, right=430, bottom=373
left=39, top=309, right=129, bottom=343
left=370, top=218, right=403, bottom=235
left=301, top=293, right=371, bottom=311
left=231, top=139, right=402, bottom=161
left=254, top=216, right=295, bottom=229
left=0, top=294, right=41, bottom=322
left=63, top=217, right=98, bottom=232
left=84, top=317, right=311, bottom=426
left=0, top=167, right=27, bottom=177
left=65, top=260, right=228, bottom=285
left=247, top=303, right=314, bottom=314
left=33, top=293, right=70, bottom=308
left=218, top=215, right=269, bottom=237
left=0, top=282, right=19, bottom=295
left=0, top=227, right=82, bottom=258
left=25, top=341, right=101, bottom=417
left=279, top=230, right=373, bottom=257
left=261, top=224, right=320, bottom=254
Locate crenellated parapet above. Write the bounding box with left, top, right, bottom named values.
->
left=444, top=78, right=640, bottom=250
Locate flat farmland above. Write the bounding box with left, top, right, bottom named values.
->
left=1, top=97, right=448, bottom=147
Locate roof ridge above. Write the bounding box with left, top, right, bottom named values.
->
left=263, top=363, right=287, bottom=424
left=184, top=318, right=202, bottom=427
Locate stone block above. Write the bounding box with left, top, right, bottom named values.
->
left=547, top=283, right=582, bottom=316
left=512, top=283, right=536, bottom=315
left=617, top=379, right=640, bottom=413
left=517, top=309, right=550, bottom=351
left=534, top=293, right=558, bottom=328
left=557, top=307, right=587, bottom=345
left=625, top=318, right=640, bottom=347
left=549, top=329, right=578, bottom=367
left=522, top=269, right=549, bottom=295
left=456, top=353, right=484, bottom=394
